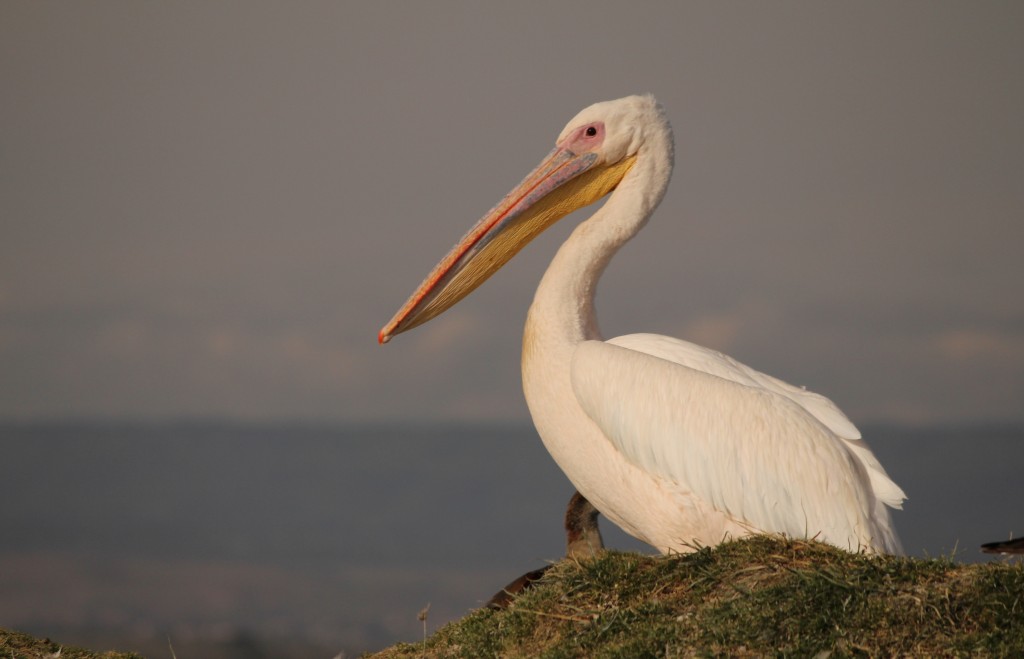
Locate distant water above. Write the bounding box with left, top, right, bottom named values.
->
left=0, top=421, right=1021, bottom=657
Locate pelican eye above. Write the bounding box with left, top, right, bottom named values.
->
left=585, top=126, right=597, bottom=137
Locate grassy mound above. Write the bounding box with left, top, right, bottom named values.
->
left=371, top=536, right=1024, bottom=658
left=0, top=628, right=141, bottom=659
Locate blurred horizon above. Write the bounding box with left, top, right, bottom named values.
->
left=2, top=419, right=1022, bottom=657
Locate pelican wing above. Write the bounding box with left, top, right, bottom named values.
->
left=607, top=334, right=906, bottom=513
left=570, top=336, right=905, bottom=552
left=608, top=334, right=862, bottom=438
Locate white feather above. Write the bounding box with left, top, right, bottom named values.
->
left=571, top=338, right=904, bottom=553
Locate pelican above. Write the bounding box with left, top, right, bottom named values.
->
left=380, top=95, right=905, bottom=555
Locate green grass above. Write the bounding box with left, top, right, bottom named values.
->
left=370, top=536, right=1024, bottom=658
left=0, top=628, right=142, bottom=659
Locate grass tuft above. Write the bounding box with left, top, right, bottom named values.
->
left=0, top=628, right=141, bottom=659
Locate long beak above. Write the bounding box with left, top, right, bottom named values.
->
left=378, top=147, right=636, bottom=344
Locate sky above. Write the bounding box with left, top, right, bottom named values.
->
left=2, top=2, right=1023, bottom=425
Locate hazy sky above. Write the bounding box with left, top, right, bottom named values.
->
left=3, top=2, right=1022, bottom=424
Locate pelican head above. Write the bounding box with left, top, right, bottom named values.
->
left=379, top=95, right=668, bottom=344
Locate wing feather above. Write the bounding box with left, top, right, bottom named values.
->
left=571, top=336, right=904, bottom=551
left=606, top=334, right=905, bottom=510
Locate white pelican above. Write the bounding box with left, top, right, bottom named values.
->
left=380, top=95, right=905, bottom=555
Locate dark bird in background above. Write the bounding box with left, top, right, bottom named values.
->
left=486, top=491, right=603, bottom=610
left=981, top=536, right=1024, bottom=555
